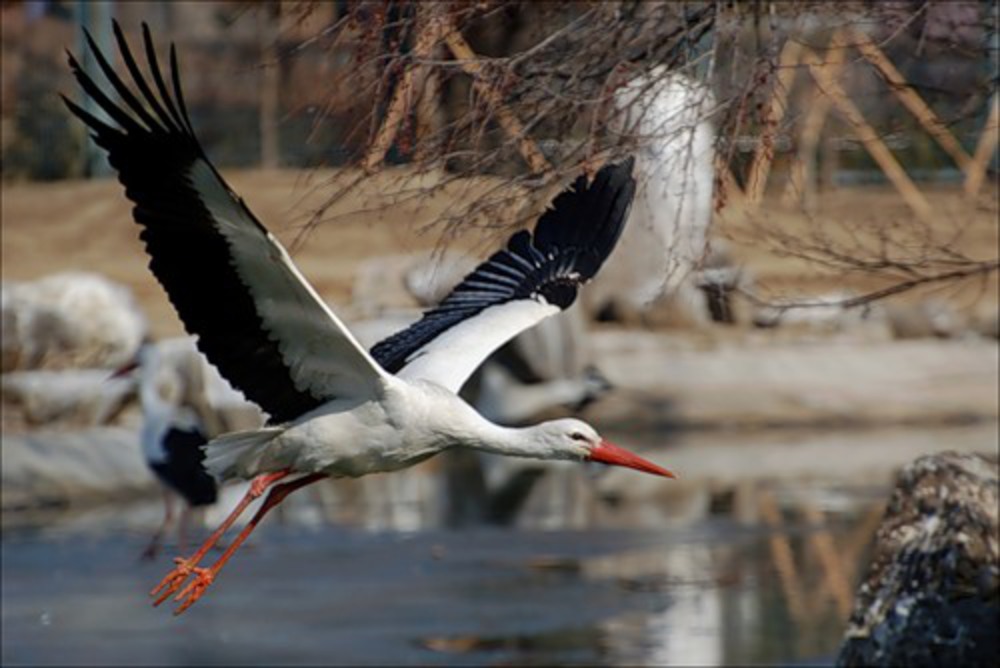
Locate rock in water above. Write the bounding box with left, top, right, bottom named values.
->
left=838, top=451, right=999, bottom=667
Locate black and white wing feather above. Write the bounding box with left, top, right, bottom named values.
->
left=371, top=160, right=635, bottom=392
left=63, top=23, right=389, bottom=424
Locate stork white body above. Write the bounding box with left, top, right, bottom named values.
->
left=65, top=21, right=674, bottom=615
left=208, top=376, right=592, bottom=482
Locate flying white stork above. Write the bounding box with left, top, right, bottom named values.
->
left=64, top=22, right=675, bottom=616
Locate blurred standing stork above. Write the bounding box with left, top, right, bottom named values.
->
left=116, top=339, right=219, bottom=559
left=116, top=337, right=263, bottom=559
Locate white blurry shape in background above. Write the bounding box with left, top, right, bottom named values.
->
left=2, top=271, right=147, bottom=372
left=131, top=336, right=264, bottom=440
left=589, top=68, right=718, bottom=325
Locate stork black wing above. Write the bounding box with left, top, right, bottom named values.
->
left=64, top=22, right=389, bottom=424
left=371, top=159, right=635, bottom=392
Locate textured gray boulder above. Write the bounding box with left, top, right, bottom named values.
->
left=838, top=451, right=999, bottom=667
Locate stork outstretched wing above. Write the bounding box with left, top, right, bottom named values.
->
left=372, top=160, right=635, bottom=392
left=64, top=22, right=390, bottom=424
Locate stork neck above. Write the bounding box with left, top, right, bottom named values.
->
left=466, top=422, right=560, bottom=461
left=419, top=384, right=566, bottom=461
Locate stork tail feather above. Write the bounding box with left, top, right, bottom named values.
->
left=202, top=428, right=284, bottom=482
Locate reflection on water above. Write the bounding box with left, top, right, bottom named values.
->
left=1, top=517, right=880, bottom=666
left=2, top=490, right=886, bottom=665
left=7, top=423, right=996, bottom=665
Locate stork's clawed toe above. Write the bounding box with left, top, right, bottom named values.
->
left=172, top=567, right=215, bottom=615
left=150, top=556, right=195, bottom=605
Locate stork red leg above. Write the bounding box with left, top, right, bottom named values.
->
left=172, top=473, right=327, bottom=615
left=150, top=469, right=292, bottom=605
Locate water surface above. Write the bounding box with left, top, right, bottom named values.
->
left=6, top=423, right=995, bottom=665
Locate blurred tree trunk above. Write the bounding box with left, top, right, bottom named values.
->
left=75, top=0, right=113, bottom=177
left=258, top=1, right=280, bottom=169
left=412, top=8, right=446, bottom=166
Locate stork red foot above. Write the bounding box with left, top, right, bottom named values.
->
left=150, top=556, right=196, bottom=606
left=173, top=566, right=215, bottom=615
left=149, top=470, right=294, bottom=608
left=159, top=473, right=328, bottom=616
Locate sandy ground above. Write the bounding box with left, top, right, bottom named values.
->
left=3, top=168, right=997, bottom=337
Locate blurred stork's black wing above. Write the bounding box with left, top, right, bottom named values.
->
left=63, top=22, right=389, bottom=424
left=151, top=427, right=217, bottom=507
left=371, top=160, right=635, bottom=393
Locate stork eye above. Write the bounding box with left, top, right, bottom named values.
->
left=570, top=432, right=587, bottom=442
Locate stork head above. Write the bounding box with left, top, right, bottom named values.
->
left=537, top=418, right=676, bottom=479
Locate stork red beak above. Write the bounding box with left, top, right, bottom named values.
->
left=108, top=360, right=140, bottom=380
left=587, top=440, right=677, bottom=478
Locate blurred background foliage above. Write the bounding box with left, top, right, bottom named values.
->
left=1, top=0, right=995, bottom=181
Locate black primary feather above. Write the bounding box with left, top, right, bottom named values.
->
left=63, top=22, right=324, bottom=424
left=371, top=159, right=636, bottom=373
